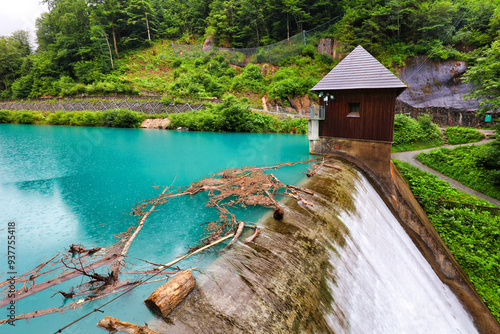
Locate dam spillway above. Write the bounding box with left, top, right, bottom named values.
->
left=154, top=164, right=478, bottom=333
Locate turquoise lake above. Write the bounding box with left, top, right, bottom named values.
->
left=0, top=124, right=312, bottom=333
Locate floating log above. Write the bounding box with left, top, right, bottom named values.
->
left=286, top=184, right=314, bottom=195
left=226, top=221, right=246, bottom=248
left=324, top=163, right=342, bottom=171
left=144, top=270, right=195, bottom=318
left=244, top=227, right=260, bottom=244
left=306, top=159, right=325, bottom=177
left=97, top=316, right=160, bottom=334
left=264, top=189, right=284, bottom=220
left=157, top=234, right=234, bottom=271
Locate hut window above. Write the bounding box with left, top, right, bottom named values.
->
left=347, top=103, right=360, bottom=117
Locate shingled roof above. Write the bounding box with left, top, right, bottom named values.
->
left=311, top=45, right=407, bottom=93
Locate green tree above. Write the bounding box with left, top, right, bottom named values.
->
left=122, top=0, right=157, bottom=47
left=0, top=37, right=23, bottom=92
left=463, top=39, right=500, bottom=114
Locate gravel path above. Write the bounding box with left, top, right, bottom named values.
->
left=392, top=136, right=500, bottom=207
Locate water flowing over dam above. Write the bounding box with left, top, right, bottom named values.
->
left=326, top=176, right=477, bottom=333
left=154, top=164, right=478, bottom=333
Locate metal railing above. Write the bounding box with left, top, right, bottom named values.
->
left=310, top=106, right=325, bottom=120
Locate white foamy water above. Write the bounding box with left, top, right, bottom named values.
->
left=326, top=175, right=478, bottom=334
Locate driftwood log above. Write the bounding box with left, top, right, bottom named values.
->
left=97, top=316, right=159, bottom=334
left=144, top=270, right=195, bottom=318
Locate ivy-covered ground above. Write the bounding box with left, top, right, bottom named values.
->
left=417, top=144, right=500, bottom=201
left=393, top=160, right=500, bottom=322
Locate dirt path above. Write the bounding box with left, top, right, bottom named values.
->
left=392, top=137, right=500, bottom=207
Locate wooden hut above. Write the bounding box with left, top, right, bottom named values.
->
left=309, top=45, right=407, bottom=193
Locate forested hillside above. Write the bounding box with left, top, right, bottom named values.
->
left=1, top=0, right=499, bottom=104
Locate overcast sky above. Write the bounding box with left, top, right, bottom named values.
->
left=0, top=0, right=48, bottom=45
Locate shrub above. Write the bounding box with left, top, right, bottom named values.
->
left=166, top=97, right=308, bottom=134
left=392, top=113, right=443, bottom=151
left=13, top=111, right=35, bottom=124
left=68, top=111, right=103, bottom=127
left=0, top=110, right=13, bottom=123
left=231, top=64, right=265, bottom=94
left=47, top=111, right=71, bottom=125
left=108, top=109, right=145, bottom=128
left=417, top=114, right=441, bottom=141
left=445, top=126, right=484, bottom=145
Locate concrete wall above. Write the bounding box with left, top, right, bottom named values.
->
left=309, top=137, right=394, bottom=196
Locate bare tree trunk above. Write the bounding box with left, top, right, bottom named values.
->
left=102, top=30, right=114, bottom=70
left=145, top=13, right=151, bottom=41
left=111, top=185, right=170, bottom=281
left=112, top=24, right=119, bottom=58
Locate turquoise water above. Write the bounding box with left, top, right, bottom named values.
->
left=0, top=124, right=311, bottom=333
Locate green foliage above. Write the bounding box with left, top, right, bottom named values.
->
left=167, top=97, right=307, bottom=134
left=393, top=160, right=500, bottom=322
left=101, top=109, right=146, bottom=128
left=475, top=125, right=500, bottom=186
left=392, top=113, right=443, bottom=152
left=463, top=39, right=500, bottom=114
left=417, top=144, right=500, bottom=200
left=13, top=111, right=36, bottom=124
left=1, top=109, right=145, bottom=128
left=231, top=64, right=265, bottom=94
left=445, top=126, right=484, bottom=145
left=268, top=68, right=316, bottom=100
left=0, top=110, right=13, bottom=123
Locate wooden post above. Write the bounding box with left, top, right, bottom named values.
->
left=144, top=270, right=195, bottom=318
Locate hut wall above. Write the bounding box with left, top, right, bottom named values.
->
left=319, top=89, right=399, bottom=142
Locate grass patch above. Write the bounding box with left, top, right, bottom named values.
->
left=417, top=144, right=500, bottom=201
left=391, top=138, right=444, bottom=153
left=393, top=159, right=500, bottom=322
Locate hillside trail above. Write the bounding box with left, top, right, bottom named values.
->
left=391, top=130, right=499, bottom=207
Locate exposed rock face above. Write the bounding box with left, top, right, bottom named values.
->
left=317, top=38, right=343, bottom=59
left=288, top=95, right=312, bottom=115
left=203, top=36, right=214, bottom=52
left=397, top=56, right=479, bottom=111
left=140, top=118, right=170, bottom=129
left=260, top=63, right=277, bottom=77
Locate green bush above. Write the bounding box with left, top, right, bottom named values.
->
left=392, top=113, right=443, bottom=151
left=13, top=111, right=35, bottom=124
left=47, top=111, right=71, bottom=125
left=445, top=126, right=484, bottom=145
left=0, top=110, right=13, bottom=123
left=112, top=109, right=146, bottom=128
left=68, top=111, right=103, bottom=127
left=166, top=97, right=308, bottom=134
left=230, top=64, right=265, bottom=94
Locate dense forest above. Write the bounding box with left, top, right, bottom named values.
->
left=0, top=0, right=499, bottom=107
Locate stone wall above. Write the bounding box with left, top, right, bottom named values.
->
left=396, top=100, right=498, bottom=128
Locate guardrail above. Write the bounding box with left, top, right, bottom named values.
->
left=310, top=106, right=325, bottom=120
